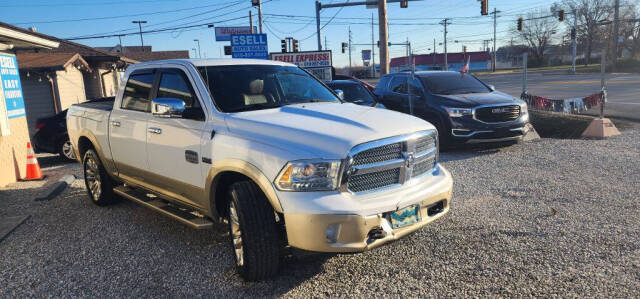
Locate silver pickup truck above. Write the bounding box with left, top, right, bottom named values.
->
left=67, top=59, right=453, bottom=281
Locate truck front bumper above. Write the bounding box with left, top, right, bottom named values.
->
left=281, top=164, right=453, bottom=253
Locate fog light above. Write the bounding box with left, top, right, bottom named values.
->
left=325, top=224, right=340, bottom=243
left=452, top=129, right=472, bottom=136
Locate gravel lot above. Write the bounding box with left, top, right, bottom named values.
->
left=1, top=127, right=639, bottom=297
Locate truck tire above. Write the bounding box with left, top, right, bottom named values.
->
left=227, top=181, right=281, bottom=281
left=82, top=149, right=116, bottom=206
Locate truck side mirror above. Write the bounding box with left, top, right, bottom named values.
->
left=334, top=89, right=344, bottom=100
left=152, top=98, right=185, bottom=118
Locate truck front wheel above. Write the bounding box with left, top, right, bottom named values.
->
left=227, top=181, right=281, bottom=281
left=83, top=149, right=116, bottom=206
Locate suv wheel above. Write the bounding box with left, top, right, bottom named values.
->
left=83, top=149, right=116, bottom=206
left=59, top=138, right=76, bottom=161
left=227, top=181, right=281, bottom=281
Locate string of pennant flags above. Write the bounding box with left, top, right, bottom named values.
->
left=520, top=90, right=605, bottom=115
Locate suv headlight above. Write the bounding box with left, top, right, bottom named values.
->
left=443, top=106, right=473, bottom=117
left=275, top=159, right=341, bottom=191
left=520, top=102, right=528, bottom=115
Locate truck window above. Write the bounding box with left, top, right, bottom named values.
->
left=157, top=71, right=200, bottom=109
left=121, top=73, right=154, bottom=112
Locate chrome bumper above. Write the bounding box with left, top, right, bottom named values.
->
left=282, top=166, right=453, bottom=253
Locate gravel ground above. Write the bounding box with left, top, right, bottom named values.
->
left=1, top=128, right=639, bottom=297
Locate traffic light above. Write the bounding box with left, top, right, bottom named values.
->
left=292, top=39, right=299, bottom=52
left=281, top=39, right=287, bottom=53
left=517, top=17, right=523, bottom=32
left=571, top=28, right=576, bottom=39
left=462, top=45, right=467, bottom=54
left=480, top=0, right=488, bottom=15
left=341, top=42, right=348, bottom=54
left=400, top=0, right=408, bottom=8
left=558, top=9, right=565, bottom=22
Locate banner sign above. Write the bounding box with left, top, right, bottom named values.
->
left=270, top=50, right=333, bottom=81
left=215, top=26, right=257, bottom=41
left=0, top=54, right=25, bottom=119
left=231, top=34, right=268, bottom=59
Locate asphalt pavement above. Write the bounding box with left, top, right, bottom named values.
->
left=1, top=129, right=639, bottom=297
left=477, top=70, right=640, bottom=121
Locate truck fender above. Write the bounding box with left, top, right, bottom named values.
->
left=205, top=159, right=283, bottom=215
left=75, top=129, right=117, bottom=174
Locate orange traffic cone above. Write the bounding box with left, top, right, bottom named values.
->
left=23, top=142, right=44, bottom=181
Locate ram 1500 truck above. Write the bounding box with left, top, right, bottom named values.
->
left=67, top=59, right=453, bottom=281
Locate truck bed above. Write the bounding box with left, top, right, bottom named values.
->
left=74, top=97, right=114, bottom=111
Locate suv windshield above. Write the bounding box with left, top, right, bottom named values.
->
left=198, top=65, right=340, bottom=112
left=327, top=82, right=375, bottom=105
left=419, top=73, right=490, bottom=95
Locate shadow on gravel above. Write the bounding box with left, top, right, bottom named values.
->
left=37, top=154, right=76, bottom=169
left=439, top=141, right=518, bottom=163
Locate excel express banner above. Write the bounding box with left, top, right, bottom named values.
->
left=0, top=53, right=25, bottom=119
left=270, top=50, right=332, bottom=81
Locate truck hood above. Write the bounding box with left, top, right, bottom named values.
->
left=437, top=91, right=519, bottom=107
left=224, top=102, right=435, bottom=159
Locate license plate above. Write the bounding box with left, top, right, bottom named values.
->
left=390, top=204, right=421, bottom=229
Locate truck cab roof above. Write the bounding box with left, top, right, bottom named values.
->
left=130, top=58, right=296, bottom=68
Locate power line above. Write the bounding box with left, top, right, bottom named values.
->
left=300, top=0, right=349, bottom=41
left=0, top=0, right=179, bottom=8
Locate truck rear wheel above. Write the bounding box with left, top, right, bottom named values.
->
left=83, top=149, right=116, bottom=206
left=227, top=181, right=281, bottom=281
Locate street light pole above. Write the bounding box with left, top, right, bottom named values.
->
left=194, top=39, right=201, bottom=58
left=132, top=20, right=147, bottom=51
left=441, top=18, right=449, bottom=70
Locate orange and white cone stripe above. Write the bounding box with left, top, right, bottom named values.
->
left=24, top=142, right=44, bottom=181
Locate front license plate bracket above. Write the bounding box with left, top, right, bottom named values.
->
left=389, top=204, right=420, bottom=229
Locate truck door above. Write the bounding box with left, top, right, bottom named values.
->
left=145, top=67, right=207, bottom=208
left=109, top=70, right=154, bottom=181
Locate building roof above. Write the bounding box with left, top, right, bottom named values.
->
left=0, top=22, right=59, bottom=50
left=0, top=21, right=138, bottom=65
left=390, top=51, right=491, bottom=67
left=16, top=52, right=90, bottom=71
left=115, top=50, right=190, bottom=62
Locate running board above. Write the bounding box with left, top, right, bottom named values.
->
left=113, top=185, right=214, bottom=230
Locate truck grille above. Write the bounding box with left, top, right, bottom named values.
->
left=475, top=105, right=520, bottom=123
left=342, top=131, right=438, bottom=193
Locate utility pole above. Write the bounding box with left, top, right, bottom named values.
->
left=257, top=0, right=263, bottom=33
left=371, top=13, right=376, bottom=77
left=491, top=8, right=500, bottom=72
left=379, top=0, right=389, bottom=74
left=612, top=0, right=620, bottom=71
left=325, top=35, right=328, bottom=51
left=132, top=20, right=147, bottom=51
left=249, top=11, right=253, bottom=33
left=348, top=27, right=353, bottom=76
left=571, top=8, right=577, bottom=73
left=194, top=39, right=201, bottom=58
left=117, top=35, right=124, bottom=53
left=433, top=38, right=436, bottom=66
left=316, top=1, right=322, bottom=50
left=440, top=18, right=449, bottom=70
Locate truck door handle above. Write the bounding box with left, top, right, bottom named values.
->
left=111, top=120, right=121, bottom=127
left=147, top=127, right=162, bottom=134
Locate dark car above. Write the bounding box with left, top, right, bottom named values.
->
left=332, top=74, right=376, bottom=92
left=374, top=71, right=529, bottom=146
left=326, top=80, right=384, bottom=108
left=32, top=97, right=114, bottom=161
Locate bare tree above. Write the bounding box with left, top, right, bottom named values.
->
left=516, top=9, right=559, bottom=65
left=619, top=2, right=639, bottom=58
left=562, top=0, right=612, bottom=64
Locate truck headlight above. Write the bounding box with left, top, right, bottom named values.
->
left=275, top=160, right=341, bottom=191
left=443, top=106, right=473, bottom=118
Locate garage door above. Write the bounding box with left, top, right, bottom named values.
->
left=21, top=74, right=55, bottom=137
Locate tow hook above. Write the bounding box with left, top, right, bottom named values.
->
left=367, top=227, right=385, bottom=244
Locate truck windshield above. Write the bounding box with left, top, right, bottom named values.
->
left=419, top=73, right=490, bottom=95
left=198, top=65, right=340, bottom=112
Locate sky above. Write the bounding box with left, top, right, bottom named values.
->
left=0, top=0, right=566, bottom=67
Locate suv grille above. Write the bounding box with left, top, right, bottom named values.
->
left=475, top=105, right=520, bottom=123
left=343, top=131, right=437, bottom=193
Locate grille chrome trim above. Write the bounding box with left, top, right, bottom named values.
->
left=472, top=103, right=524, bottom=124
left=340, top=130, right=438, bottom=194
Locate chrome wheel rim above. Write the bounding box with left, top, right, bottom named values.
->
left=229, top=201, right=244, bottom=267
left=85, top=156, right=101, bottom=201
left=62, top=141, right=75, bottom=160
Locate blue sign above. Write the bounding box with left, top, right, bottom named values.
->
left=231, top=34, right=268, bottom=60
left=0, top=54, right=25, bottom=119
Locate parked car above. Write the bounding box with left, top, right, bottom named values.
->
left=332, top=74, right=376, bottom=92
left=374, top=71, right=529, bottom=147
left=32, top=97, right=114, bottom=161
left=326, top=80, right=384, bottom=108
left=67, top=59, right=452, bottom=281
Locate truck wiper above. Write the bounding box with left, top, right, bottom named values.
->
left=227, top=102, right=283, bottom=112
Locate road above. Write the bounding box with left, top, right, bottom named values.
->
left=477, top=71, right=640, bottom=121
